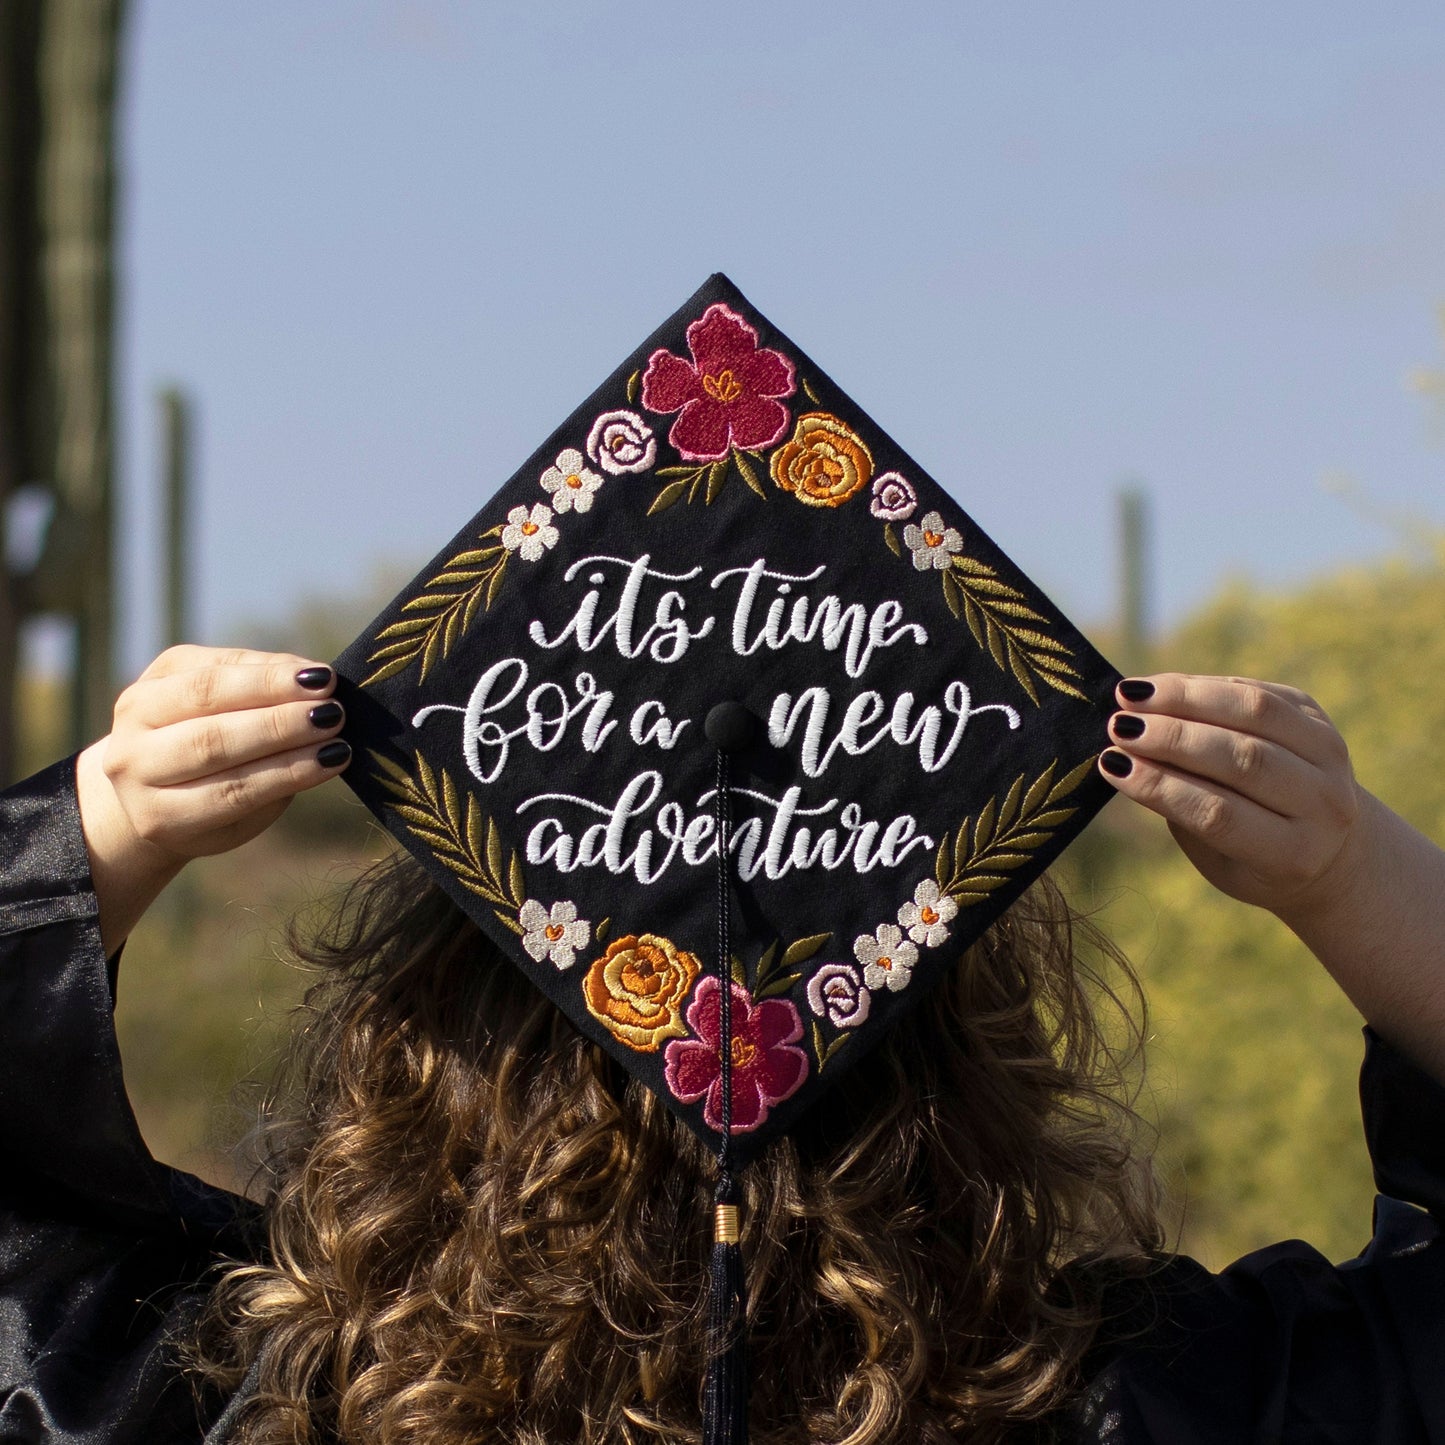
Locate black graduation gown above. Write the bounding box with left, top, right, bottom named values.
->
left=2, top=754, right=1443, bottom=1443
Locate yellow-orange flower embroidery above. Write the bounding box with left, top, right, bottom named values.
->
left=770, top=412, right=873, bottom=508
left=582, top=933, right=701, bottom=1052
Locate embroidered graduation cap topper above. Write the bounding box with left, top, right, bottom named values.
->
left=333, top=273, right=1119, bottom=1168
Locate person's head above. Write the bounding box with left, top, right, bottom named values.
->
left=195, top=845, right=1161, bottom=1444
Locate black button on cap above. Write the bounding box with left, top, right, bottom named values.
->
left=705, top=700, right=757, bottom=753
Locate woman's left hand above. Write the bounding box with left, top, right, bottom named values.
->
left=1096, top=673, right=1361, bottom=919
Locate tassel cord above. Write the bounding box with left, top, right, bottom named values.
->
left=703, top=747, right=748, bottom=1445
left=715, top=748, right=734, bottom=1178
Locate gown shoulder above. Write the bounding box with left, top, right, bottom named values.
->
left=0, top=755, right=261, bottom=1442
left=1065, top=1030, right=1445, bottom=1443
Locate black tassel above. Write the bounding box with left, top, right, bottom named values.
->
left=702, top=1174, right=748, bottom=1445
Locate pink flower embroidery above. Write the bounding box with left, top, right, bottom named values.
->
left=805, top=962, right=871, bottom=1030
left=870, top=471, right=917, bottom=521
left=586, top=410, right=657, bottom=475
left=640, top=304, right=796, bottom=461
left=663, top=976, right=808, bottom=1133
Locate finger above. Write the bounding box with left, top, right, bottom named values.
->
left=130, top=698, right=347, bottom=786
left=141, top=737, right=353, bottom=841
left=121, top=659, right=336, bottom=729
left=136, top=644, right=318, bottom=682
left=1114, top=673, right=1346, bottom=770
left=1106, top=711, right=1321, bottom=820
left=1098, top=748, right=1297, bottom=867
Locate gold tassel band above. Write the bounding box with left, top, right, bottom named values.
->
left=714, top=1204, right=740, bottom=1244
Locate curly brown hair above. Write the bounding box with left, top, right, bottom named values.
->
left=192, top=847, right=1162, bottom=1443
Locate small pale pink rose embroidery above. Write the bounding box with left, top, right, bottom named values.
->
left=501, top=502, right=559, bottom=561
left=519, top=898, right=590, bottom=969
left=539, top=448, right=604, bottom=514
left=854, top=923, right=918, bottom=993
left=902, top=509, right=963, bottom=571
left=870, top=471, right=917, bottom=521
left=805, top=962, right=871, bottom=1030
left=640, top=303, right=796, bottom=461
left=663, top=976, right=808, bottom=1133
left=585, top=410, right=657, bottom=475
left=897, top=879, right=957, bottom=949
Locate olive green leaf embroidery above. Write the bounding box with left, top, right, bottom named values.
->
left=881, top=524, right=1088, bottom=706
left=942, top=556, right=1088, bottom=704
left=810, top=1019, right=852, bottom=1071
left=727, top=931, right=831, bottom=1001
left=647, top=446, right=769, bottom=514
left=370, top=749, right=526, bottom=934
left=361, top=527, right=510, bottom=686
left=934, top=757, right=1094, bottom=907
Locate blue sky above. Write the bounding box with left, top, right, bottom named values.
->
left=108, top=0, right=1445, bottom=676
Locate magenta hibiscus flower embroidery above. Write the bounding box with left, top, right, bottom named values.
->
left=663, top=976, right=808, bottom=1133
left=640, top=303, right=796, bottom=461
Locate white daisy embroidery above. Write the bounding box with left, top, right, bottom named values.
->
left=501, top=502, right=559, bottom=561
left=540, top=447, right=605, bottom=514
left=902, top=509, right=963, bottom=571
left=519, top=898, right=590, bottom=969
left=853, top=923, right=918, bottom=993
left=897, top=878, right=957, bottom=949
left=585, top=409, right=657, bottom=475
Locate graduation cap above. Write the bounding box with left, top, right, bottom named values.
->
left=333, top=274, right=1119, bottom=1443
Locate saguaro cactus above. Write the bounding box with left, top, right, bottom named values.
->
left=159, top=385, right=192, bottom=649
left=1118, top=484, right=1151, bottom=677
left=37, top=0, right=126, bottom=753
left=0, top=1, right=43, bottom=784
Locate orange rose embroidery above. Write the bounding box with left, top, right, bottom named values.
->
left=582, top=933, right=701, bottom=1052
left=769, top=412, right=873, bottom=508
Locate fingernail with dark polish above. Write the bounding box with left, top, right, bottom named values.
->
left=1111, top=713, right=1146, bottom=740
left=296, top=666, right=333, bottom=690
left=1100, top=749, right=1134, bottom=778
left=1118, top=678, right=1155, bottom=703
left=308, top=701, right=344, bottom=729
left=317, top=740, right=351, bottom=769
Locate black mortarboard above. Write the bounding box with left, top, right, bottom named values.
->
left=333, top=274, right=1118, bottom=1442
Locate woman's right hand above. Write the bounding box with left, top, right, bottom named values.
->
left=75, top=646, right=353, bottom=956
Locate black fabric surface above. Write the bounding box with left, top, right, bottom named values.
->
left=1, top=754, right=1442, bottom=1442
left=332, top=273, right=1123, bottom=1162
